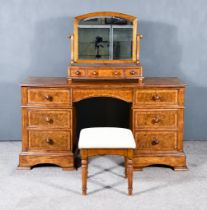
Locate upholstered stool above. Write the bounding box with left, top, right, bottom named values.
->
left=78, top=127, right=136, bottom=195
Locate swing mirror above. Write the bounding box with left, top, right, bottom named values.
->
left=73, top=12, right=138, bottom=63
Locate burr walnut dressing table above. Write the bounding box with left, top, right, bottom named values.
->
left=18, top=12, right=187, bottom=171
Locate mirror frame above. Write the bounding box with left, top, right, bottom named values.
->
left=72, top=12, right=138, bottom=64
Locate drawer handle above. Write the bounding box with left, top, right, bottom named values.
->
left=152, top=117, right=161, bottom=124
left=113, top=71, right=120, bottom=76
left=45, top=117, right=53, bottom=124
left=151, top=138, right=160, bottom=145
left=46, top=138, right=54, bottom=145
left=152, top=95, right=161, bottom=101
left=92, top=71, right=98, bottom=76
left=130, top=70, right=136, bottom=75
left=44, top=95, right=53, bottom=101
left=75, top=70, right=81, bottom=75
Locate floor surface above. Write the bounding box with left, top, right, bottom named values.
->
left=0, top=141, right=207, bottom=210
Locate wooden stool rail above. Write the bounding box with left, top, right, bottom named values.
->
left=78, top=127, right=136, bottom=195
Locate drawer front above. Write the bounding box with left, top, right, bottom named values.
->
left=134, top=110, right=177, bottom=129
left=29, top=130, right=71, bottom=151
left=87, top=69, right=124, bottom=78
left=135, top=131, right=177, bottom=151
left=70, top=68, right=86, bottom=77
left=125, top=68, right=141, bottom=78
left=134, top=89, right=178, bottom=106
left=28, top=88, right=71, bottom=105
left=28, top=110, right=71, bottom=128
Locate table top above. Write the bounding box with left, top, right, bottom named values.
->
left=21, top=77, right=185, bottom=88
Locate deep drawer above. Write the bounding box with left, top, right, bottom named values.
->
left=133, top=110, right=177, bottom=129
left=28, top=130, right=72, bottom=151
left=28, top=109, right=71, bottom=128
left=135, top=131, right=177, bottom=151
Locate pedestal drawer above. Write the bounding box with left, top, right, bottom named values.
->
left=135, top=131, right=177, bottom=151
left=134, top=89, right=178, bottom=106
left=28, top=88, right=71, bottom=105
left=134, top=110, right=177, bottom=129
left=28, top=110, right=71, bottom=128
left=29, top=130, right=72, bottom=151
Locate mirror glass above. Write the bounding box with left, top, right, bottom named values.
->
left=78, top=16, right=133, bottom=60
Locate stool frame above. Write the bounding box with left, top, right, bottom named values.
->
left=80, top=148, right=134, bottom=195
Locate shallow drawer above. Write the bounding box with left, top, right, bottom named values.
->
left=134, top=110, right=177, bottom=129
left=28, top=110, right=71, bottom=128
left=134, top=89, right=178, bottom=106
left=87, top=69, right=124, bottom=78
left=29, top=130, right=71, bottom=151
left=70, top=69, right=86, bottom=77
left=125, top=68, right=142, bottom=78
left=28, top=88, right=71, bottom=105
left=135, top=131, right=177, bottom=151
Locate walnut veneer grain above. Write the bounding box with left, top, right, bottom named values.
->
left=18, top=77, right=187, bottom=171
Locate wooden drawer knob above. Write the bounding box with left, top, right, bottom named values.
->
left=45, top=117, right=53, bottom=124
left=151, top=138, right=160, bottom=145
left=152, top=95, right=161, bottom=101
left=46, top=138, right=54, bottom=145
left=113, top=71, right=120, bottom=76
left=44, top=95, right=53, bottom=101
left=152, top=117, right=161, bottom=124
left=92, top=71, right=98, bottom=76
left=75, top=70, right=81, bottom=75
left=130, top=70, right=136, bottom=75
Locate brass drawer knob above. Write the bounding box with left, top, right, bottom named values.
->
left=151, top=138, right=160, bottom=145
left=44, top=95, right=53, bottom=101
left=45, top=117, right=53, bottom=124
left=152, top=95, right=161, bottom=101
left=46, top=138, right=54, bottom=145
left=130, top=70, right=136, bottom=75
left=92, top=71, right=98, bottom=76
left=75, top=70, right=81, bottom=75
left=152, top=117, right=161, bottom=124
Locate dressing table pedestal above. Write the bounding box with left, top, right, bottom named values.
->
left=18, top=77, right=187, bottom=171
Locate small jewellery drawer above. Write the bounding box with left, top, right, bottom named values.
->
left=87, top=69, right=124, bottom=78
left=125, top=69, right=141, bottom=78
left=135, top=131, right=177, bottom=151
left=27, top=88, right=71, bottom=105
left=70, top=69, right=86, bottom=77
left=28, top=110, right=71, bottom=128
left=134, top=89, right=178, bottom=106
left=134, top=110, right=177, bottom=129
left=29, top=130, right=71, bottom=151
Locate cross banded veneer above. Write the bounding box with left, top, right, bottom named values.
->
left=18, top=77, right=187, bottom=171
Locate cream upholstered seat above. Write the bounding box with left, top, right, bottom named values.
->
left=78, top=127, right=136, bottom=149
left=79, top=127, right=136, bottom=195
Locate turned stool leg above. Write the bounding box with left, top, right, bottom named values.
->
left=127, top=158, right=133, bottom=195
left=81, top=158, right=88, bottom=195
left=124, top=157, right=128, bottom=178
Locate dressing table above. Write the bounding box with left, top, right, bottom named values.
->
left=18, top=12, right=187, bottom=171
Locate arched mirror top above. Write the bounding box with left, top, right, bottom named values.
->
left=75, top=11, right=136, bottom=23
left=72, top=12, right=138, bottom=64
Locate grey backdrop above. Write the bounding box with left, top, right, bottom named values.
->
left=0, top=0, right=207, bottom=140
